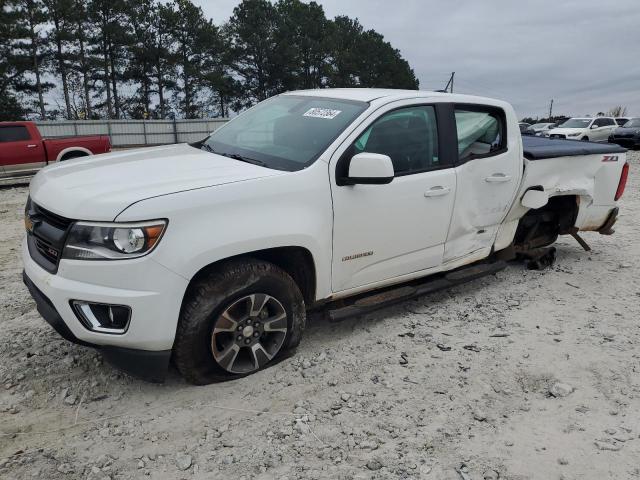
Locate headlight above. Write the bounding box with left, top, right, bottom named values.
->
left=62, top=220, right=167, bottom=260
left=567, top=132, right=581, bottom=137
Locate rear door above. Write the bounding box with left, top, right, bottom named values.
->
left=591, top=118, right=616, bottom=142
left=444, top=104, right=521, bottom=262
left=0, top=124, right=44, bottom=177
left=330, top=102, right=457, bottom=292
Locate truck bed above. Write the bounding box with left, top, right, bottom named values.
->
left=522, top=135, right=626, bottom=160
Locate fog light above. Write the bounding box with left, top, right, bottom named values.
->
left=71, top=301, right=131, bottom=334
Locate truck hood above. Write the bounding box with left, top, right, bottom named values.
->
left=30, top=143, right=284, bottom=220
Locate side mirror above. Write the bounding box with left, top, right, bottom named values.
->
left=590, top=124, right=599, bottom=129
left=521, top=189, right=549, bottom=209
left=346, top=152, right=394, bottom=185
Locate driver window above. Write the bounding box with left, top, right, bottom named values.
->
left=353, top=106, right=439, bottom=175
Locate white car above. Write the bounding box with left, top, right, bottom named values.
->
left=528, top=122, right=556, bottom=136
left=22, top=89, right=629, bottom=384
left=545, top=117, right=618, bottom=142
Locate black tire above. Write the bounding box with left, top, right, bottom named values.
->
left=173, top=258, right=306, bottom=385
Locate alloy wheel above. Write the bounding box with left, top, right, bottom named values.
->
left=210, top=294, right=288, bottom=374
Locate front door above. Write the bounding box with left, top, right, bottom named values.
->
left=330, top=104, right=456, bottom=292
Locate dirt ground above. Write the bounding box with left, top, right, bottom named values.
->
left=1, top=151, right=639, bottom=480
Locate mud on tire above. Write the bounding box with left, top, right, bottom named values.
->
left=173, top=258, right=306, bottom=385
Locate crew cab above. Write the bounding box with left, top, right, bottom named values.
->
left=545, top=117, right=618, bottom=142
left=21, top=89, right=628, bottom=384
left=0, top=121, right=111, bottom=181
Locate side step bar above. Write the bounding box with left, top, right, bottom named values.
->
left=326, top=260, right=507, bottom=322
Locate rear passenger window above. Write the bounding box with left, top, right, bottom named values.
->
left=0, top=126, right=31, bottom=142
left=455, top=107, right=506, bottom=161
left=353, top=106, right=440, bottom=175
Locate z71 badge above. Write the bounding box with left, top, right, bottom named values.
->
left=602, top=155, right=619, bottom=162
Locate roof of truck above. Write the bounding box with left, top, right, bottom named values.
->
left=284, top=88, right=450, bottom=102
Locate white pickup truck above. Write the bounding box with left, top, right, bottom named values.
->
left=22, top=89, right=629, bottom=384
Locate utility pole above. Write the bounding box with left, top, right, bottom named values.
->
left=443, top=72, right=455, bottom=93
left=548, top=99, right=554, bottom=119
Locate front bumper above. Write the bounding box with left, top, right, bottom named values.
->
left=22, top=237, right=190, bottom=382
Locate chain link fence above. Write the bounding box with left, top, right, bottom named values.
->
left=34, top=118, right=230, bottom=148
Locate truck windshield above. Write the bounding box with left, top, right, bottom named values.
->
left=199, top=95, right=368, bottom=171
left=558, top=119, right=591, bottom=128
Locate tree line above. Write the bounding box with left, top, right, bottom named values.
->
left=0, top=0, right=419, bottom=121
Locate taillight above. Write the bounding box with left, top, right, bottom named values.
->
left=614, top=162, right=629, bottom=201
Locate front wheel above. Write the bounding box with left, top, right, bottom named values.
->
left=173, top=259, right=306, bottom=385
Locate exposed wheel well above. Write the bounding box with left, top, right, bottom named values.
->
left=60, top=150, right=89, bottom=161
left=188, top=247, right=317, bottom=305
left=514, top=194, right=579, bottom=250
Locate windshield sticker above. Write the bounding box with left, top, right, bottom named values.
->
left=303, top=108, right=342, bottom=119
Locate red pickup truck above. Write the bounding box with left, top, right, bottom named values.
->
left=0, top=121, right=111, bottom=181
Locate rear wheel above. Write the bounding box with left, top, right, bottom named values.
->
left=173, top=259, right=306, bottom=384
left=60, top=151, right=88, bottom=161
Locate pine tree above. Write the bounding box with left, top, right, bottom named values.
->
left=0, top=0, right=27, bottom=119
left=88, top=0, right=129, bottom=118
left=68, top=0, right=97, bottom=118
left=10, top=0, right=55, bottom=118
left=164, top=0, right=220, bottom=118
left=125, top=0, right=157, bottom=118
left=225, top=0, right=280, bottom=107
left=274, top=0, right=329, bottom=90
left=43, top=0, right=76, bottom=118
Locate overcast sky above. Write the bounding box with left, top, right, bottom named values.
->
left=195, top=0, right=640, bottom=119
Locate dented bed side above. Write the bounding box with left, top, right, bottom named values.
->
left=503, top=150, right=627, bottom=236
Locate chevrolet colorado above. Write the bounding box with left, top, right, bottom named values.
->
left=0, top=121, right=111, bottom=181
left=22, top=89, right=628, bottom=384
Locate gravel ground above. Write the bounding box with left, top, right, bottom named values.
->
left=1, top=151, right=639, bottom=480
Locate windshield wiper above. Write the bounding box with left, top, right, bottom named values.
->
left=220, top=152, right=266, bottom=167
left=200, top=143, right=267, bottom=167
left=200, top=143, right=216, bottom=154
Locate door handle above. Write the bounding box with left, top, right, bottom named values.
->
left=485, top=173, right=511, bottom=183
left=424, top=186, right=451, bottom=197
left=26, top=144, right=37, bottom=148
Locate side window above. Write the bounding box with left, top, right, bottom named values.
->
left=0, top=126, right=31, bottom=142
left=593, top=118, right=604, bottom=127
left=603, top=118, right=615, bottom=126
left=454, top=107, right=505, bottom=161
left=353, top=106, right=439, bottom=175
